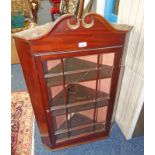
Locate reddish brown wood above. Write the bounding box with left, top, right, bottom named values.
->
left=13, top=13, right=130, bottom=150
left=14, top=38, right=52, bottom=146
left=105, top=50, right=123, bottom=131
left=35, top=56, right=56, bottom=145
left=34, top=46, right=124, bottom=60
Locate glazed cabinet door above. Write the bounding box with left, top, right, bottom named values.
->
left=34, top=48, right=122, bottom=148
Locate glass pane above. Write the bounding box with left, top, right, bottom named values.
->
left=66, top=81, right=96, bottom=103
left=64, top=55, right=98, bottom=72
left=46, top=75, right=63, bottom=87
left=53, top=114, right=67, bottom=131
left=99, top=53, right=114, bottom=81
left=69, top=109, right=94, bottom=129
left=100, top=53, right=115, bottom=66
left=42, top=59, right=64, bottom=102
left=44, top=59, right=63, bottom=87
left=98, top=78, right=112, bottom=97
left=43, top=59, right=62, bottom=75
left=48, top=85, right=64, bottom=105
left=97, top=106, right=108, bottom=122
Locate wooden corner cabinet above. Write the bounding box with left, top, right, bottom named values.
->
left=14, top=13, right=131, bottom=150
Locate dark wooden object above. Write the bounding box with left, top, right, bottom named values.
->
left=13, top=13, right=131, bottom=150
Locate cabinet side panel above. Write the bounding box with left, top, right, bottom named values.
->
left=14, top=38, right=52, bottom=146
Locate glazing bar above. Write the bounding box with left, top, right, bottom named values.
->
left=60, top=58, right=70, bottom=137
left=93, top=54, right=101, bottom=131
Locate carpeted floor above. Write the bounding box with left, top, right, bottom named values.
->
left=11, top=91, right=34, bottom=155
left=11, top=64, right=144, bottom=155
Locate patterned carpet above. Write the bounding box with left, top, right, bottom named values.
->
left=11, top=91, right=34, bottom=155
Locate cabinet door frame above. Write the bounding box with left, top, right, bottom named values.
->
left=33, top=46, right=123, bottom=149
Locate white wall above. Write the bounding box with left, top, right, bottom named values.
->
left=93, top=0, right=105, bottom=16
left=114, top=0, right=144, bottom=139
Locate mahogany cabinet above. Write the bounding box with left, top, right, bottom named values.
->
left=14, top=13, right=131, bottom=150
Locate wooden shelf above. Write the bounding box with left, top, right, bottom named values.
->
left=50, top=84, right=109, bottom=116
left=44, top=58, right=113, bottom=87
left=52, top=98, right=109, bottom=116
left=55, top=113, right=106, bottom=142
